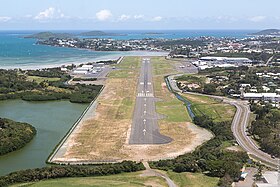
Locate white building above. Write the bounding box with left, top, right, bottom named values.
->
left=241, top=93, right=280, bottom=102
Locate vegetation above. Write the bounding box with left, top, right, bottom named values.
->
left=183, top=94, right=235, bottom=123
left=251, top=29, right=280, bottom=36
left=26, top=68, right=67, bottom=78
left=0, top=118, right=36, bottom=156
left=10, top=171, right=166, bottom=187
left=0, top=68, right=103, bottom=103
left=80, top=31, right=125, bottom=36
left=177, top=66, right=280, bottom=96
left=25, top=32, right=74, bottom=39
left=72, top=78, right=97, bottom=81
left=205, top=52, right=272, bottom=63
left=166, top=171, right=219, bottom=187
left=0, top=161, right=144, bottom=187
left=150, top=114, right=248, bottom=186
left=249, top=103, right=280, bottom=157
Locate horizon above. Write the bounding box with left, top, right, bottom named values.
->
left=1, top=0, right=280, bottom=30
left=0, top=29, right=264, bottom=31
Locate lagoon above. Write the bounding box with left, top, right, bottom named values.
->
left=0, top=100, right=87, bottom=176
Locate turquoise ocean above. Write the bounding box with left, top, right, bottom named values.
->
left=0, top=30, right=256, bottom=69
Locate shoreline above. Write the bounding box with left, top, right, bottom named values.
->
left=0, top=51, right=168, bottom=70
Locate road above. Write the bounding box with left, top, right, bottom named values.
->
left=142, top=162, right=177, bottom=187
left=129, top=58, right=172, bottom=144
left=231, top=101, right=278, bottom=169
left=266, top=55, right=274, bottom=66
left=167, top=73, right=279, bottom=169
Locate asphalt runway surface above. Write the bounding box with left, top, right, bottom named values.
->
left=175, top=60, right=198, bottom=74
left=129, top=58, right=172, bottom=144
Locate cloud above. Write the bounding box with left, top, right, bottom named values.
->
left=96, top=9, right=112, bottom=21
left=34, top=7, right=65, bottom=20
left=134, top=15, right=144, bottom=19
left=151, top=16, right=163, bottom=22
left=119, top=14, right=130, bottom=21
left=0, top=16, right=11, bottom=22
left=248, top=16, right=266, bottom=22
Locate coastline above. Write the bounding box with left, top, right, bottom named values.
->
left=0, top=51, right=168, bottom=70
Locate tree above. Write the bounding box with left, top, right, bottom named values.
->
left=0, top=118, right=5, bottom=128
left=204, top=84, right=216, bottom=94
left=255, top=162, right=263, bottom=181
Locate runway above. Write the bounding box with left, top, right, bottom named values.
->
left=129, top=58, right=172, bottom=144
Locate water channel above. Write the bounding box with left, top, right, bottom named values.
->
left=0, top=100, right=87, bottom=176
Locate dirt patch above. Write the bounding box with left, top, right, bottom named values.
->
left=227, top=146, right=243, bottom=152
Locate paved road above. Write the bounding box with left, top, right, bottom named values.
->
left=129, top=58, right=172, bottom=144
left=166, top=72, right=279, bottom=169
left=266, top=55, right=274, bottom=66
left=231, top=101, right=279, bottom=169
left=143, top=162, right=177, bottom=187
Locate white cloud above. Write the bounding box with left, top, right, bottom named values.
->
left=96, top=9, right=112, bottom=21
left=248, top=16, right=266, bottom=22
left=134, top=15, right=144, bottom=19
left=119, top=14, right=130, bottom=21
left=151, top=16, right=163, bottom=22
left=34, top=7, right=65, bottom=20
left=0, top=16, right=11, bottom=22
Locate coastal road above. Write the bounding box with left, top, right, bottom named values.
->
left=166, top=70, right=279, bottom=169
left=129, top=58, right=172, bottom=144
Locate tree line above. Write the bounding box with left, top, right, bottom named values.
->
left=0, top=161, right=144, bottom=187
left=0, top=69, right=103, bottom=103
left=249, top=102, right=280, bottom=157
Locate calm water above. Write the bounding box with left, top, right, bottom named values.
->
left=0, top=100, right=87, bottom=176
left=0, top=30, right=256, bottom=69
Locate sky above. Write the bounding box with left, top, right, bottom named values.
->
left=0, top=0, right=279, bottom=30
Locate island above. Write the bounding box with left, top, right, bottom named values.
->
left=24, top=32, right=75, bottom=40
left=79, top=30, right=126, bottom=36
left=24, top=31, right=126, bottom=40
left=250, top=29, right=280, bottom=36
left=0, top=118, right=36, bottom=156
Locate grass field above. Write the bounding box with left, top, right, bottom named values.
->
left=166, top=171, right=219, bottom=187
left=152, top=57, right=177, bottom=76
left=152, top=57, right=192, bottom=123
left=116, top=56, right=141, bottom=69
left=108, top=57, right=141, bottom=78
left=26, top=76, right=60, bottom=83
left=11, top=172, right=167, bottom=187
left=63, top=57, right=140, bottom=161
left=182, top=94, right=236, bottom=123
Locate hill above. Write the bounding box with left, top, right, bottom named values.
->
left=24, top=32, right=74, bottom=39
left=251, top=29, right=280, bottom=36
